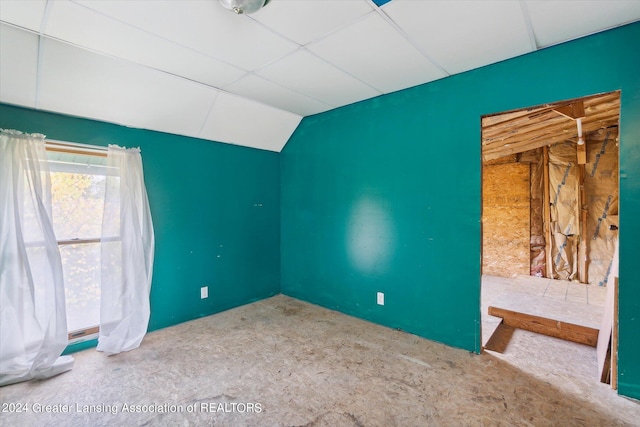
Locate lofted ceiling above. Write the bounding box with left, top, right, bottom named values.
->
left=1, top=1, right=639, bottom=152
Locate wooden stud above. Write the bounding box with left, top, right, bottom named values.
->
left=578, top=164, right=588, bottom=283
left=543, top=146, right=553, bottom=278
left=577, top=142, right=587, bottom=165
left=481, top=91, right=619, bottom=130
left=483, top=98, right=618, bottom=141
left=612, top=277, right=619, bottom=390
left=552, top=101, right=585, bottom=120
left=484, top=320, right=515, bottom=353
left=601, top=345, right=612, bottom=384
left=483, top=108, right=616, bottom=149
left=488, top=306, right=599, bottom=347
left=483, top=125, right=616, bottom=162
left=481, top=93, right=621, bottom=163
left=598, top=241, right=619, bottom=384
left=482, top=109, right=620, bottom=160
left=482, top=109, right=559, bottom=134
left=580, top=209, right=589, bottom=283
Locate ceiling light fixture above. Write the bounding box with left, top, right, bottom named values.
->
left=218, top=0, right=271, bottom=14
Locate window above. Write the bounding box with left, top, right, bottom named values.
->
left=46, top=144, right=117, bottom=341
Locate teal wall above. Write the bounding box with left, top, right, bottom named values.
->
left=281, top=22, right=640, bottom=399
left=2, top=22, right=638, bottom=401
left=0, top=104, right=281, bottom=352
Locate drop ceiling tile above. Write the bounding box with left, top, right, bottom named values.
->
left=384, top=0, right=533, bottom=75
left=257, top=49, right=381, bottom=108
left=200, top=92, right=302, bottom=151
left=525, top=0, right=640, bottom=48
left=308, top=12, right=446, bottom=94
left=251, top=0, right=373, bottom=45
left=45, top=1, right=245, bottom=88
left=38, top=39, right=217, bottom=138
left=0, top=0, right=47, bottom=32
left=225, top=74, right=333, bottom=116
left=0, top=24, right=38, bottom=108
left=75, top=0, right=299, bottom=70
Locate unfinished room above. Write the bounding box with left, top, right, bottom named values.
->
left=1, top=1, right=639, bottom=426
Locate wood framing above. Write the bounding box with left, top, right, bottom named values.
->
left=481, top=92, right=620, bottom=162
left=483, top=320, right=515, bottom=353
left=597, top=240, right=619, bottom=384
left=577, top=143, right=587, bottom=165
left=488, top=306, right=599, bottom=347
left=578, top=163, right=588, bottom=283
left=612, top=277, right=619, bottom=389
left=542, top=146, right=553, bottom=278
left=552, top=101, right=585, bottom=120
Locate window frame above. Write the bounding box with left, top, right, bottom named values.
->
left=45, top=141, right=113, bottom=343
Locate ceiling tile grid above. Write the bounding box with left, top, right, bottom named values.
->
left=256, top=48, right=382, bottom=108
left=75, top=0, right=300, bottom=70
left=524, top=0, right=640, bottom=48
left=0, top=0, right=46, bottom=32
left=383, top=0, right=534, bottom=75
left=199, top=91, right=302, bottom=152
left=38, top=37, right=219, bottom=138
left=250, top=0, right=374, bottom=46
left=1, top=0, right=639, bottom=152
left=45, top=0, right=247, bottom=88
left=306, top=12, right=447, bottom=94
left=224, top=74, right=334, bottom=117
left=0, top=23, right=39, bottom=108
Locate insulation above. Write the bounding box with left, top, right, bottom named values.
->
left=482, top=162, right=530, bottom=277
left=585, top=128, right=619, bottom=286
left=484, top=154, right=519, bottom=166
left=548, top=142, right=579, bottom=280
left=527, top=149, right=545, bottom=276
left=545, top=128, right=618, bottom=284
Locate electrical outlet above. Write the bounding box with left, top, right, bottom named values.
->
left=201, top=286, right=208, bottom=299
left=377, top=292, right=384, bottom=306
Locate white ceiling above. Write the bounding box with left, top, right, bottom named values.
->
left=1, top=0, right=639, bottom=152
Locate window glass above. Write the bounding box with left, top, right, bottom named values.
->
left=47, top=150, right=108, bottom=335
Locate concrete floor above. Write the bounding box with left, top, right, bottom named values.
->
left=1, top=293, right=638, bottom=426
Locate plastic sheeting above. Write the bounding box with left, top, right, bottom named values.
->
left=548, top=142, right=580, bottom=280
left=585, top=128, right=618, bottom=286
left=547, top=128, right=618, bottom=284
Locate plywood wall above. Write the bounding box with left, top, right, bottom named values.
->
left=482, top=162, right=531, bottom=277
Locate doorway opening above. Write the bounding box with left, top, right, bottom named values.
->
left=480, top=91, right=620, bottom=388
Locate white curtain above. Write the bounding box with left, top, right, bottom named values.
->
left=0, top=129, right=74, bottom=386
left=98, top=145, right=154, bottom=355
